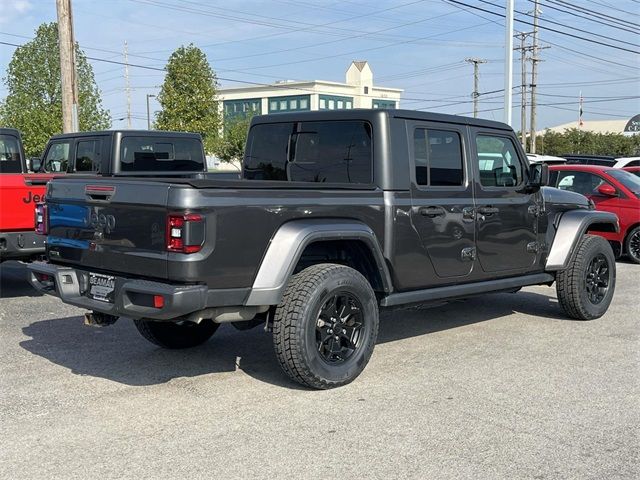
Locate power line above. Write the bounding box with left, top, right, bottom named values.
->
left=530, top=0, right=638, bottom=34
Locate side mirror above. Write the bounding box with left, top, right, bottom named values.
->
left=28, top=157, right=42, bottom=172
left=597, top=184, right=617, bottom=197
left=527, top=162, right=549, bottom=190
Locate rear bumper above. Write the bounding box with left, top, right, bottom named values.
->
left=28, top=262, right=249, bottom=320
left=0, top=231, right=46, bottom=262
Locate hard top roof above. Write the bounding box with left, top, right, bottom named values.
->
left=49, top=130, right=202, bottom=140
left=250, top=108, right=512, bottom=131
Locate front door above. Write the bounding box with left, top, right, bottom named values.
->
left=409, top=122, right=476, bottom=283
left=471, top=129, right=539, bottom=274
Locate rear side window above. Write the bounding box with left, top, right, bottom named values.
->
left=120, top=137, right=204, bottom=172
left=0, top=134, right=22, bottom=173
left=43, top=141, right=71, bottom=173
left=413, top=128, right=464, bottom=186
left=74, top=139, right=102, bottom=173
left=244, top=120, right=373, bottom=184
left=475, top=135, right=523, bottom=187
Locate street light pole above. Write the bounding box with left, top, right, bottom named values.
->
left=146, top=94, right=155, bottom=130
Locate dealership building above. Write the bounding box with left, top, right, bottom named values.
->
left=218, top=61, right=403, bottom=118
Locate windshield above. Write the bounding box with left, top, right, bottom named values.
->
left=606, top=169, right=640, bottom=197
left=0, top=134, right=23, bottom=173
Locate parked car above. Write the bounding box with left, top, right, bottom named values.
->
left=526, top=153, right=566, bottom=164
left=562, top=154, right=617, bottom=166
left=30, top=109, right=618, bottom=389
left=0, top=128, right=55, bottom=262
left=549, top=165, right=640, bottom=263
left=613, top=157, right=640, bottom=168
left=623, top=166, right=640, bottom=178
left=37, top=130, right=208, bottom=175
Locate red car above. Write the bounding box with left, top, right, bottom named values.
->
left=549, top=165, right=640, bottom=264
left=623, top=166, right=640, bottom=178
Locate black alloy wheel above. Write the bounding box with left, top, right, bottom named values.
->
left=315, top=293, right=365, bottom=364
left=584, top=254, right=610, bottom=305
left=626, top=227, right=640, bottom=264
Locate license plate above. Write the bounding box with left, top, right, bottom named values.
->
left=88, top=273, right=115, bottom=303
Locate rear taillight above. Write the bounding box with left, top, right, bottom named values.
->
left=35, top=203, right=48, bottom=235
left=166, top=213, right=204, bottom=254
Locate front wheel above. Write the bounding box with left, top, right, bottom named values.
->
left=625, top=226, right=640, bottom=264
left=134, top=318, right=219, bottom=349
left=556, top=234, right=616, bottom=320
left=273, top=263, right=379, bottom=389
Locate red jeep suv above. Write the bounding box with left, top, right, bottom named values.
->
left=550, top=165, right=640, bottom=263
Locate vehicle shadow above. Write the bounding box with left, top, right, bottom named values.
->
left=20, top=288, right=570, bottom=389
left=0, top=261, right=42, bottom=298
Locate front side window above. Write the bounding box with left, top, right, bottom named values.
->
left=0, top=134, right=22, bottom=173
left=43, top=141, right=71, bottom=172
left=74, top=139, right=101, bottom=172
left=555, top=171, right=611, bottom=196
left=475, top=135, right=523, bottom=187
left=413, top=128, right=464, bottom=186
left=244, top=120, right=372, bottom=184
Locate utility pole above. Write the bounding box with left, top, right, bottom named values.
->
left=466, top=58, right=487, bottom=118
left=529, top=0, right=540, bottom=153
left=56, top=0, right=78, bottom=132
left=146, top=94, right=155, bottom=130
left=124, top=41, right=132, bottom=129
left=504, top=0, right=514, bottom=126
left=515, top=32, right=532, bottom=150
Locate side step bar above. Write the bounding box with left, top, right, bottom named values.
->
left=380, top=273, right=555, bottom=307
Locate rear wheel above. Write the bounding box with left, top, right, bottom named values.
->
left=625, top=226, right=640, bottom=264
left=134, top=318, right=219, bottom=349
left=273, top=263, right=379, bottom=389
left=556, top=234, right=616, bottom=320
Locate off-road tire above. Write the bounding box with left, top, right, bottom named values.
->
left=556, top=234, right=616, bottom=320
left=273, top=263, right=379, bottom=389
left=624, top=226, right=640, bottom=264
left=134, top=318, right=219, bottom=349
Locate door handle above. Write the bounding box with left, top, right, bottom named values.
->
left=419, top=206, right=446, bottom=217
left=477, top=206, right=499, bottom=215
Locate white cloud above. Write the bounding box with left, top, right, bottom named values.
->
left=0, top=0, right=33, bottom=25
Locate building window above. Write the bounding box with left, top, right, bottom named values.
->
left=372, top=99, right=396, bottom=109
left=223, top=98, right=262, bottom=119
left=364, top=86, right=369, bottom=94
left=318, top=95, right=354, bottom=110
left=268, top=95, right=311, bottom=114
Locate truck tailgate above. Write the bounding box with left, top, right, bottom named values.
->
left=0, top=174, right=53, bottom=231
left=47, top=179, right=171, bottom=279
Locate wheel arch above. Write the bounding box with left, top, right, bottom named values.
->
left=245, top=219, right=392, bottom=306
left=546, top=210, right=619, bottom=271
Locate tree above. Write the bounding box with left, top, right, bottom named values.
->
left=536, top=128, right=640, bottom=157
left=0, top=23, right=110, bottom=157
left=215, top=115, right=252, bottom=167
left=155, top=44, right=221, bottom=153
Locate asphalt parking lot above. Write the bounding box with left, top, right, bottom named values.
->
left=0, top=261, right=638, bottom=479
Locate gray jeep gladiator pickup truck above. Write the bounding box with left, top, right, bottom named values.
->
left=29, top=109, right=619, bottom=389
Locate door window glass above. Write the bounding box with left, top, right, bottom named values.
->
left=413, top=128, right=464, bottom=186
left=555, top=171, right=610, bottom=196
left=74, top=139, right=101, bottom=172
left=0, top=134, right=22, bottom=173
left=475, top=135, right=523, bottom=187
left=43, top=141, right=71, bottom=172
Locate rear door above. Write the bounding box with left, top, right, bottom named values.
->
left=408, top=121, right=476, bottom=283
left=470, top=129, right=539, bottom=274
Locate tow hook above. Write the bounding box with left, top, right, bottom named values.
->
left=84, top=311, right=119, bottom=327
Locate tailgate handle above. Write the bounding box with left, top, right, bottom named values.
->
left=85, top=185, right=115, bottom=202
left=24, top=179, right=49, bottom=186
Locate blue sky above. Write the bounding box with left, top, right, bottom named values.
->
left=1, top=0, right=638, bottom=131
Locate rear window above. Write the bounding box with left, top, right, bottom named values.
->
left=244, top=120, right=373, bottom=184
left=0, top=134, right=23, bottom=173
left=75, top=139, right=102, bottom=173
left=119, top=137, right=204, bottom=172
